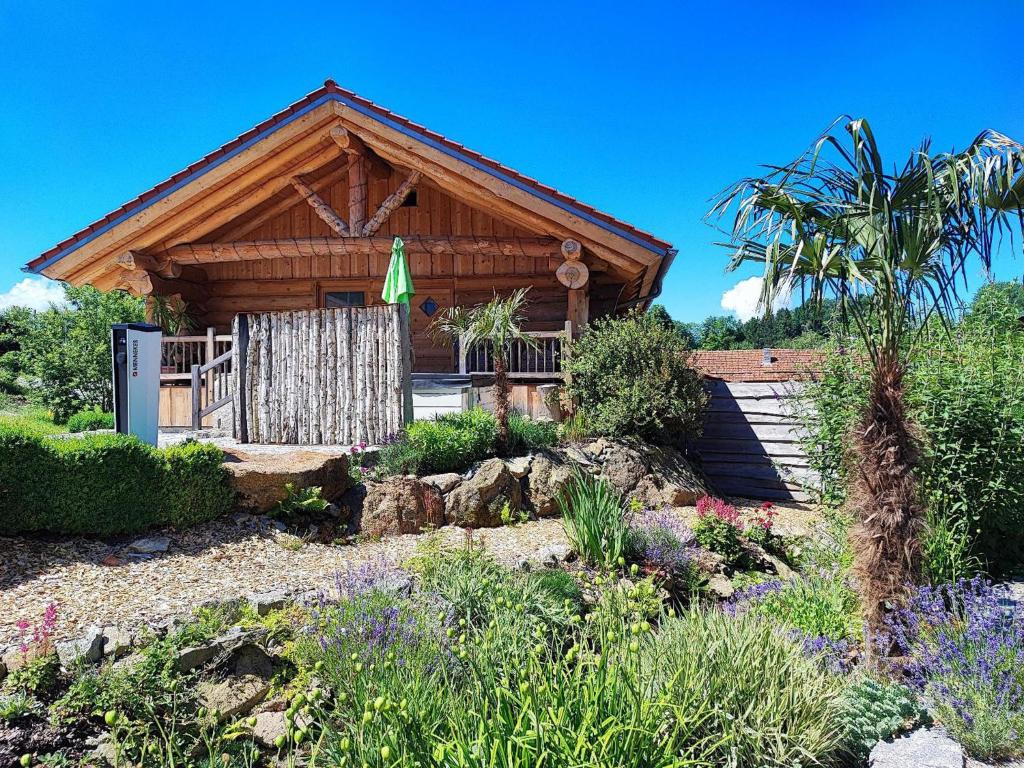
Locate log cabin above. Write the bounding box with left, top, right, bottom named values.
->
left=24, top=80, right=676, bottom=430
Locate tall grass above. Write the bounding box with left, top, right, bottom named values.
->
left=557, top=469, right=628, bottom=567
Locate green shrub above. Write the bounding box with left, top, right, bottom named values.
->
left=838, top=677, right=924, bottom=762
left=64, top=408, right=114, bottom=432
left=558, top=469, right=628, bottom=567
left=407, top=408, right=496, bottom=474
left=564, top=308, right=708, bottom=443
left=507, top=410, right=558, bottom=453
left=646, top=609, right=847, bottom=767
left=270, top=483, right=329, bottom=522
left=0, top=427, right=234, bottom=536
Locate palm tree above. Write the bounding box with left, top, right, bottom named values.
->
left=432, top=288, right=534, bottom=452
left=710, top=118, right=1024, bottom=631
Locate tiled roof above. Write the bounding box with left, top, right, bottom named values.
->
left=690, top=349, right=826, bottom=382
left=27, top=80, right=671, bottom=274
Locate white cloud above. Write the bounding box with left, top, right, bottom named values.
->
left=0, top=277, right=66, bottom=312
left=720, top=276, right=791, bottom=321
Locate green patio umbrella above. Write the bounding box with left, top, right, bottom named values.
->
left=381, top=236, right=415, bottom=305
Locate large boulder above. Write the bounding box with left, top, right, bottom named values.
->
left=526, top=451, right=573, bottom=517
left=359, top=478, right=445, bottom=537
left=446, top=458, right=523, bottom=528
left=224, top=450, right=350, bottom=513
left=592, top=439, right=647, bottom=494
left=627, top=444, right=708, bottom=508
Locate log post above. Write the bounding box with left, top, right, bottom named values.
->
left=236, top=314, right=250, bottom=443
left=362, top=172, right=421, bottom=236
left=190, top=364, right=202, bottom=430
left=290, top=176, right=350, bottom=236
left=348, top=156, right=368, bottom=236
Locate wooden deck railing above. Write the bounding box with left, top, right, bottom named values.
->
left=160, top=328, right=232, bottom=381
left=190, top=349, right=234, bottom=429
left=459, top=322, right=572, bottom=379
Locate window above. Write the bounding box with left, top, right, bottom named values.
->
left=324, top=291, right=365, bottom=308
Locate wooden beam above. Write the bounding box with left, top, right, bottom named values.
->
left=328, top=103, right=661, bottom=269
left=362, top=172, right=422, bottom=236
left=70, top=125, right=345, bottom=286
left=52, top=107, right=340, bottom=282
left=211, top=159, right=352, bottom=242
left=114, top=250, right=181, bottom=279
left=561, top=239, right=583, bottom=260
left=290, top=176, right=350, bottom=237
left=164, top=236, right=562, bottom=264
left=348, top=156, right=368, bottom=235
left=329, top=125, right=390, bottom=178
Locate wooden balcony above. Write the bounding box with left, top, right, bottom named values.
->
left=459, top=322, right=571, bottom=379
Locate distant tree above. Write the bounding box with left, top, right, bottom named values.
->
left=21, top=285, right=144, bottom=422
left=697, top=315, right=745, bottom=350
left=0, top=306, right=36, bottom=393
left=964, top=280, right=1024, bottom=336
left=650, top=304, right=698, bottom=348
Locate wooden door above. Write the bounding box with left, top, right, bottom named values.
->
left=409, top=289, right=454, bottom=372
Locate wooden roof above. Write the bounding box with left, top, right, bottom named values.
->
left=25, top=80, right=675, bottom=297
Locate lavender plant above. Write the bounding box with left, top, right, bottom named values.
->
left=625, top=508, right=703, bottom=595
left=885, top=578, right=1024, bottom=761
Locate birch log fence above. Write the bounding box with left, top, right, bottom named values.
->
left=232, top=305, right=413, bottom=445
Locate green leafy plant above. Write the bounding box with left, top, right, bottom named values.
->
left=693, top=495, right=745, bottom=565
left=0, top=690, right=40, bottom=722
left=646, top=609, right=848, bottom=767
left=558, top=469, right=628, bottom=567
left=739, top=571, right=861, bottom=643
left=838, top=677, right=924, bottom=762
left=270, top=483, right=329, bottom=522
left=4, top=654, right=60, bottom=697
left=64, top=408, right=114, bottom=433
left=564, top=308, right=707, bottom=443
left=506, top=410, right=558, bottom=453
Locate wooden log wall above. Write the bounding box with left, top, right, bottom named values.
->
left=232, top=306, right=412, bottom=445
left=691, top=380, right=819, bottom=502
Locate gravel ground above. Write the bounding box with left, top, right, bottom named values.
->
left=0, top=500, right=820, bottom=648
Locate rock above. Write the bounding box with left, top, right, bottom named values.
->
left=525, top=451, right=573, bottom=517
left=248, top=589, right=289, bottom=616
left=563, top=445, right=596, bottom=467
left=127, top=535, right=170, bottom=554
left=90, top=734, right=117, bottom=766
left=198, top=675, right=270, bottom=720
left=101, top=626, right=133, bottom=659
left=504, top=455, right=532, bottom=479
left=692, top=549, right=726, bottom=575
left=763, top=552, right=794, bottom=580
left=598, top=442, right=647, bottom=493
left=359, top=477, right=445, bottom=537
left=337, top=483, right=368, bottom=521
left=250, top=710, right=288, bottom=747
left=536, top=543, right=573, bottom=565
left=224, top=449, right=351, bottom=513
left=176, top=643, right=219, bottom=673
left=230, top=643, right=275, bottom=679
left=56, top=626, right=104, bottom=666
left=869, top=728, right=964, bottom=768
left=445, top=458, right=523, bottom=528
left=706, top=574, right=735, bottom=599
left=421, top=472, right=463, bottom=494
left=638, top=444, right=708, bottom=506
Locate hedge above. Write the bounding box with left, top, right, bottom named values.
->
left=0, top=426, right=235, bottom=537
left=65, top=408, right=115, bottom=433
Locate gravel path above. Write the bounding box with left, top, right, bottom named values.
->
left=0, top=500, right=821, bottom=648
left=0, top=516, right=568, bottom=647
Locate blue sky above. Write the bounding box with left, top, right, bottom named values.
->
left=1, top=0, right=1021, bottom=322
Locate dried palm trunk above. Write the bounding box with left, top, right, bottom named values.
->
left=493, top=349, right=511, bottom=454
left=849, top=352, right=924, bottom=636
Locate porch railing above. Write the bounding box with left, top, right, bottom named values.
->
left=160, top=328, right=232, bottom=382
left=190, top=349, right=234, bottom=429
left=459, top=322, right=572, bottom=379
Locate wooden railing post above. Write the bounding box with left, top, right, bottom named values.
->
left=458, top=332, right=468, bottom=374
left=190, top=364, right=202, bottom=430
left=205, top=326, right=215, bottom=395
